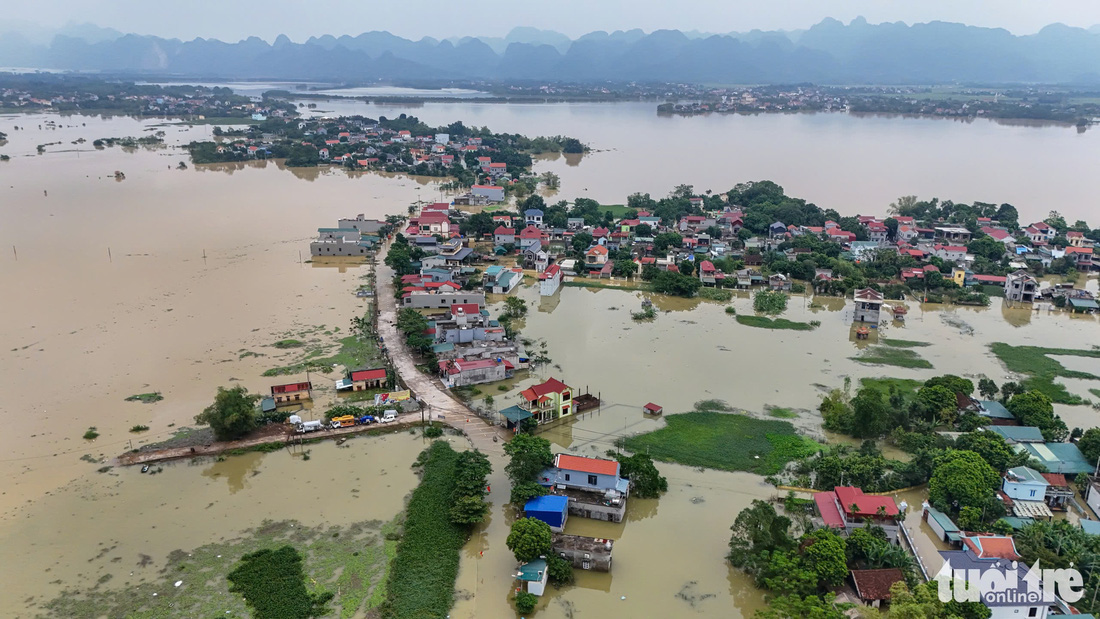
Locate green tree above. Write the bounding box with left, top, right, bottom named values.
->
left=614, top=453, right=668, bottom=498
left=917, top=384, right=958, bottom=424
left=653, top=231, right=683, bottom=252
left=955, top=431, right=1026, bottom=473
left=728, top=500, right=794, bottom=575
left=928, top=450, right=999, bottom=515
left=503, top=295, right=528, bottom=318
left=571, top=231, right=593, bottom=254
left=510, top=480, right=548, bottom=504
left=851, top=386, right=890, bottom=438
left=754, top=593, right=853, bottom=619
left=194, top=385, right=258, bottom=441
left=977, top=377, right=999, bottom=400
left=514, top=590, right=537, bottom=613
left=449, top=495, right=489, bottom=526
left=819, top=389, right=854, bottom=434
left=453, top=450, right=492, bottom=499
left=802, top=528, right=849, bottom=587
left=547, top=554, right=574, bottom=586
left=613, top=258, right=638, bottom=278
left=504, top=433, right=553, bottom=486
left=650, top=270, right=702, bottom=297
left=679, top=260, right=695, bottom=276
left=1007, top=390, right=1067, bottom=441
left=1078, top=428, right=1100, bottom=466
left=956, top=505, right=984, bottom=531
left=924, top=374, right=974, bottom=396
left=506, top=517, right=552, bottom=563
left=634, top=223, right=653, bottom=237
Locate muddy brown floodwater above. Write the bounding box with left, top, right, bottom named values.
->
left=3, top=108, right=1100, bottom=618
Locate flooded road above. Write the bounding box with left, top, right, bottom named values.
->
left=3, top=107, right=1100, bottom=617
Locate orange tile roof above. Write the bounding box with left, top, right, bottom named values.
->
left=554, top=454, right=619, bottom=476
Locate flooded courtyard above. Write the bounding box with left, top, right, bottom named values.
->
left=3, top=106, right=1100, bottom=617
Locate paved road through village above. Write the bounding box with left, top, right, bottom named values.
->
left=375, top=242, right=510, bottom=457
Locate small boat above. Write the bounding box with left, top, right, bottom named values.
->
left=141, top=465, right=150, bottom=473
left=336, top=437, right=348, bottom=446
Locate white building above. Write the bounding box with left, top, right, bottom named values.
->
left=471, top=184, right=504, bottom=203
left=539, top=264, right=563, bottom=296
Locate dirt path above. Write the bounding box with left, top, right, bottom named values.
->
left=375, top=243, right=509, bottom=456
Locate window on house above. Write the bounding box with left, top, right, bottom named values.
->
left=562, top=391, right=570, bottom=400
left=1028, top=608, right=1037, bottom=617
left=1030, top=489, right=1036, bottom=497
left=588, top=475, right=597, bottom=485
left=564, top=474, right=570, bottom=482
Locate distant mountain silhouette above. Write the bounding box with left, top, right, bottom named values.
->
left=3, top=18, right=1100, bottom=84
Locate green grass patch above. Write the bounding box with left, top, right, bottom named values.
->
left=129, top=425, right=150, bottom=433
left=989, top=343, right=1100, bottom=404
left=125, top=392, right=163, bottom=403
left=767, top=407, right=799, bottom=419
left=274, top=339, right=306, bottom=349
left=599, top=204, right=633, bottom=219
left=82, top=427, right=99, bottom=440
left=859, top=377, right=923, bottom=401
left=44, top=518, right=398, bottom=619
left=561, top=280, right=649, bottom=292
left=1091, top=388, right=1100, bottom=399
left=736, top=315, right=815, bottom=331
left=850, top=347, right=933, bottom=369
left=380, top=441, right=467, bottom=619
left=621, top=411, right=820, bottom=475
left=879, top=339, right=930, bottom=349
left=697, top=287, right=733, bottom=301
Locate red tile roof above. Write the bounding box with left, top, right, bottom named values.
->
left=350, top=368, right=387, bottom=382
left=272, top=381, right=312, bottom=394
left=520, top=377, right=571, bottom=402
left=554, top=454, right=619, bottom=476
left=587, top=245, right=609, bottom=256
left=438, top=358, right=500, bottom=375
left=851, top=569, right=905, bottom=601
left=450, top=303, right=480, bottom=316
left=962, top=535, right=1020, bottom=560
left=539, top=264, right=561, bottom=280
left=834, top=486, right=898, bottom=518
left=814, top=491, right=846, bottom=529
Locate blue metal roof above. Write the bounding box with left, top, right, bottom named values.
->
left=525, top=494, right=568, bottom=513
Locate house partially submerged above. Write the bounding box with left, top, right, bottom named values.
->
left=551, top=533, right=613, bottom=571
left=1005, top=270, right=1038, bottom=302
left=853, top=288, right=884, bottom=324
left=518, top=377, right=574, bottom=424
left=515, top=559, right=548, bottom=596
left=335, top=367, right=387, bottom=392
left=539, top=454, right=630, bottom=523
left=271, top=381, right=312, bottom=405
left=524, top=495, right=569, bottom=532
left=437, top=358, right=507, bottom=388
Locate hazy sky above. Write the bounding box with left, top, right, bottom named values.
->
left=5, top=0, right=1100, bottom=41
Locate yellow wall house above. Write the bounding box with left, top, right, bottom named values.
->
left=519, top=377, right=574, bottom=424
left=951, top=268, right=967, bottom=287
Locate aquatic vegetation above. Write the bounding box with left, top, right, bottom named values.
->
left=125, top=392, right=164, bottom=403
left=850, top=347, right=933, bottom=369
left=622, top=411, right=820, bottom=475
left=879, top=339, right=930, bottom=348
left=736, top=315, right=815, bottom=331
left=989, top=343, right=1100, bottom=404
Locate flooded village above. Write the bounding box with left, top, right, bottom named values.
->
left=4, top=87, right=1100, bottom=619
